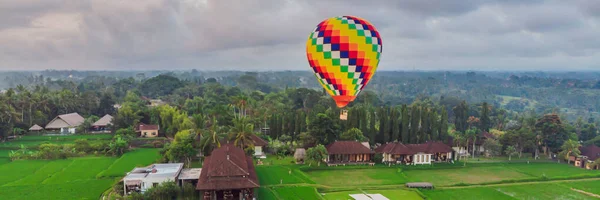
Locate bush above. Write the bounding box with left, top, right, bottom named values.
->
left=374, top=154, right=383, bottom=164
left=74, top=139, right=92, bottom=153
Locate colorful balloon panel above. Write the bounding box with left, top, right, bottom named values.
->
left=306, top=16, right=382, bottom=108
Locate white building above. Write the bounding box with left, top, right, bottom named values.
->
left=123, top=163, right=184, bottom=195
left=44, top=113, right=85, bottom=134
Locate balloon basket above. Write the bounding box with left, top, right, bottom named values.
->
left=340, top=109, right=348, bottom=120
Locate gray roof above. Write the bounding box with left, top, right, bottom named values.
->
left=124, top=163, right=184, bottom=180
left=179, top=168, right=202, bottom=180
left=92, top=114, right=113, bottom=126
left=45, top=113, right=85, bottom=129
left=29, top=124, right=43, bottom=131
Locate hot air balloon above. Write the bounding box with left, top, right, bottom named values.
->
left=306, top=16, right=382, bottom=120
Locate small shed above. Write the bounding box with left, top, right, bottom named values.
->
left=294, top=148, right=306, bottom=164
left=29, top=124, right=44, bottom=132
left=178, top=168, right=201, bottom=186
left=406, top=182, right=434, bottom=189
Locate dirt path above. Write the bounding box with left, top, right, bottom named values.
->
left=571, top=188, right=600, bottom=199
left=440, top=178, right=600, bottom=189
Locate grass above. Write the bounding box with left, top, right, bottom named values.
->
left=0, top=149, right=10, bottom=157
left=404, top=166, right=532, bottom=186
left=272, top=186, right=324, bottom=200
left=18, top=134, right=113, bottom=141
left=98, top=148, right=160, bottom=178
left=422, top=183, right=596, bottom=200
left=306, top=168, right=408, bottom=186
left=564, top=180, right=600, bottom=195
left=323, top=189, right=423, bottom=200
left=0, top=160, right=48, bottom=185
left=506, top=162, right=600, bottom=178
left=0, top=179, right=115, bottom=200
left=0, top=149, right=158, bottom=200
left=256, top=166, right=314, bottom=185
left=6, top=159, right=73, bottom=186
left=0, top=158, right=9, bottom=165
left=43, top=157, right=116, bottom=183
left=257, top=187, right=279, bottom=200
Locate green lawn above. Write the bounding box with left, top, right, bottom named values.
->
left=0, top=158, right=9, bottom=165
left=323, top=189, right=423, bottom=200
left=564, top=180, right=600, bottom=195
left=422, top=183, right=595, bottom=200
left=272, top=186, right=324, bottom=200
left=256, top=166, right=314, bottom=185
left=44, top=157, right=116, bottom=183
left=306, top=168, right=408, bottom=186
left=0, top=149, right=10, bottom=157
left=98, top=148, right=160, bottom=178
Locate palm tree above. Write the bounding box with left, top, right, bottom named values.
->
left=200, top=117, right=223, bottom=156
left=559, top=139, right=581, bottom=164
left=229, top=117, right=255, bottom=151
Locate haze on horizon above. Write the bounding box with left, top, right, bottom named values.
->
left=1, top=0, right=599, bottom=71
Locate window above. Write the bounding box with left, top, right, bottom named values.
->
left=153, top=183, right=158, bottom=187
left=152, top=132, right=156, bottom=135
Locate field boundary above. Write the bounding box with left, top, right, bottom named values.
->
left=439, top=177, right=600, bottom=189
left=571, top=188, right=600, bottom=198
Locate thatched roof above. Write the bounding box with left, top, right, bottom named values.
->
left=45, top=113, right=84, bottom=129
left=92, top=114, right=113, bottom=127
left=326, top=141, right=375, bottom=155
left=196, top=144, right=259, bottom=191
left=29, top=124, right=43, bottom=131
left=294, top=148, right=306, bottom=159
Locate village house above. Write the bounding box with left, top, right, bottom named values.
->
left=123, top=163, right=185, bottom=195
left=136, top=123, right=160, bottom=138
left=571, top=145, right=600, bottom=170
left=44, top=113, right=85, bottom=134
left=28, top=124, right=44, bottom=132
left=91, top=114, right=113, bottom=133
left=326, top=141, right=375, bottom=166
left=251, top=134, right=268, bottom=159
left=196, top=144, right=260, bottom=200
left=376, top=141, right=454, bottom=165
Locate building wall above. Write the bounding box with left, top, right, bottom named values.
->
left=60, top=127, right=77, bottom=134
left=141, top=130, right=158, bottom=137
left=140, top=177, right=177, bottom=192
left=254, top=146, right=263, bottom=156
left=413, top=153, right=432, bottom=165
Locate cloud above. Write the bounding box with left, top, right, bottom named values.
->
left=0, top=0, right=599, bottom=71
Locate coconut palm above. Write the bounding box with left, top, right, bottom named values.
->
left=199, top=117, right=224, bottom=156
left=559, top=139, right=581, bottom=164
left=229, top=117, right=255, bottom=151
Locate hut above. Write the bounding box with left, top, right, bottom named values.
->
left=29, top=124, right=44, bottom=132
left=294, top=148, right=306, bottom=164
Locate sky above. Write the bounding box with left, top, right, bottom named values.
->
left=1, top=0, right=600, bottom=71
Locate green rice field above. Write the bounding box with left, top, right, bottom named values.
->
left=306, top=168, right=408, bottom=186
left=98, top=148, right=160, bottom=178
left=0, top=148, right=159, bottom=200
left=256, top=166, right=314, bottom=185
left=322, top=189, right=423, bottom=200
left=422, top=182, right=597, bottom=200
left=271, top=186, right=324, bottom=200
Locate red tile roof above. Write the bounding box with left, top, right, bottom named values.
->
left=326, top=141, right=374, bottom=155
left=581, top=145, right=600, bottom=161
left=376, top=142, right=414, bottom=155
left=251, top=134, right=268, bottom=146
left=196, top=144, right=259, bottom=190
left=137, top=123, right=159, bottom=131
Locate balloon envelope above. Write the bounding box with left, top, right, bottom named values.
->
left=306, top=16, right=382, bottom=108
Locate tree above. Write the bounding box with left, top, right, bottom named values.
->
left=229, top=117, right=256, bottom=153
left=306, top=144, right=328, bottom=166
left=505, top=145, right=518, bottom=161
left=165, top=130, right=198, bottom=167
left=109, top=134, right=129, bottom=156
left=440, top=106, right=449, bottom=141
left=480, top=102, right=491, bottom=132
left=308, top=113, right=340, bottom=145
left=390, top=108, right=400, bottom=142
left=482, top=138, right=501, bottom=158
left=340, top=128, right=367, bottom=142
left=139, top=74, right=184, bottom=98
left=559, top=139, right=581, bottom=164
left=453, top=101, right=469, bottom=132
left=401, top=105, right=409, bottom=143
left=535, top=114, right=569, bottom=156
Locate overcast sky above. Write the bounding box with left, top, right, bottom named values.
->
left=1, top=0, right=599, bottom=71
